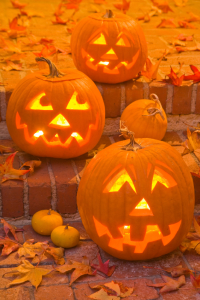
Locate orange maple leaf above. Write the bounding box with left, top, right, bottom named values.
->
left=157, top=18, right=177, bottom=28
left=184, top=65, right=200, bottom=83
left=52, top=16, right=67, bottom=25
left=33, top=45, right=57, bottom=57
left=2, top=60, right=23, bottom=71
left=184, top=12, right=200, bottom=22
left=114, top=0, right=130, bottom=13
left=151, top=0, right=173, bottom=13
left=9, top=16, right=26, bottom=31
left=10, top=0, right=27, bottom=9
left=141, top=52, right=166, bottom=80
left=165, top=67, right=184, bottom=86
left=0, top=37, right=21, bottom=53
left=178, top=20, right=197, bottom=29
left=54, top=3, right=64, bottom=16
left=0, top=152, right=29, bottom=183
left=0, top=237, right=19, bottom=256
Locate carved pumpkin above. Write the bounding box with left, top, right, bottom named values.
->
left=121, top=94, right=167, bottom=140
left=77, top=133, right=194, bottom=260
left=71, top=10, right=148, bottom=84
left=6, top=58, right=105, bottom=159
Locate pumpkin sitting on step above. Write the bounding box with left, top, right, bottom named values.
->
left=77, top=130, right=194, bottom=260
left=120, top=94, right=167, bottom=140
left=71, top=9, right=147, bottom=84
left=6, top=57, right=105, bottom=159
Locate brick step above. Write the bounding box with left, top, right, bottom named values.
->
left=0, top=131, right=200, bottom=220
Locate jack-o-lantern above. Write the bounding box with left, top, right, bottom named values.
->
left=6, top=58, right=105, bottom=159
left=121, top=94, right=167, bottom=140
left=71, top=10, right=148, bottom=84
left=77, top=132, right=194, bottom=260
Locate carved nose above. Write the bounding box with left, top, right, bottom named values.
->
left=129, top=198, right=153, bottom=216
left=49, top=114, right=70, bottom=128
left=101, top=48, right=118, bottom=60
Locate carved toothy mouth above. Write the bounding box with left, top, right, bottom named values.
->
left=93, top=216, right=181, bottom=253
left=82, top=49, right=140, bottom=74
left=15, top=112, right=99, bottom=147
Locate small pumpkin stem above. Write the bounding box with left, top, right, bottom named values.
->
left=47, top=209, right=51, bottom=215
left=142, top=93, right=165, bottom=120
left=35, top=57, right=65, bottom=78
left=120, top=121, right=143, bottom=151
left=65, top=224, right=69, bottom=230
left=103, top=9, right=114, bottom=18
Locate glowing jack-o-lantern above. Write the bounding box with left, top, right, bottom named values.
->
left=71, top=10, right=148, bottom=84
left=6, top=58, right=105, bottom=159
left=77, top=133, right=194, bottom=260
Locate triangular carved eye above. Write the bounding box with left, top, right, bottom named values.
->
left=151, top=167, right=177, bottom=191
left=103, top=169, right=136, bottom=193
left=116, top=35, right=131, bottom=47
left=92, top=33, right=107, bottom=45
left=26, top=93, right=53, bottom=110
left=66, top=91, right=90, bottom=110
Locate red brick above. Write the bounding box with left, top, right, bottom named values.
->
left=25, top=156, right=52, bottom=216
left=64, top=241, right=99, bottom=263
left=74, top=159, right=90, bottom=179
left=23, top=225, right=52, bottom=243
left=34, top=285, right=74, bottom=300
left=163, top=131, right=183, bottom=144
left=0, top=154, right=24, bottom=218
left=100, top=82, right=121, bottom=118
left=196, top=83, right=200, bottom=114
left=67, top=221, right=91, bottom=240
left=50, top=158, right=77, bottom=214
left=125, top=80, right=144, bottom=107
left=172, top=85, right=193, bottom=114
left=0, top=287, right=31, bottom=300
left=149, top=81, right=168, bottom=110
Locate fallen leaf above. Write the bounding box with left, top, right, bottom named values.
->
left=176, top=33, right=193, bottom=41
left=164, top=67, right=184, bottom=86
left=163, top=264, right=192, bottom=277
left=56, top=258, right=96, bottom=285
left=20, top=160, right=41, bottom=174
left=0, top=144, right=14, bottom=153
left=169, top=39, right=185, bottom=46
left=182, top=128, right=200, bottom=155
left=3, top=53, right=26, bottom=62
left=0, top=37, right=22, bottom=53
left=39, top=38, right=54, bottom=45
left=113, top=0, right=130, bottom=13
left=184, top=12, right=200, bottom=22
left=9, top=16, right=26, bottom=31
left=0, top=152, right=30, bottom=183
left=4, top=259, right=52, bottom=289
left=62, top=2, right=79, bottom=9
left=141, top=52, right=166, bottom=80
left=2, top=60, right=23, bottom=71
left=54, top=3, right=64, bottom=16
left=190, top=274, right=200, bottom=292
left=151, top=0, right=173, bottom=13
left=157, top=18, right=177, bottom=28
left=45, top=247, right=65, bottom=265
left=147, top=275, right=186, bottom=293
left=10, top=0, right=27, bottom=9
left=18, top=240, right=49, bottom=260
left=1, top=219, right=23, bottom=241
left=0, top=237, right=19, bottom=256
left=174, top=0, right=188, bottom=6
left=20, top=9, right=44, bottom=17
left=178, top=20, right=197, bottom=29
left=52, top=16, right=67, bottom=25
left=89, top=281, right=134, bottom=299
left=33, top=45, right=57, bottom=57
left=184, top=65, right=200, bottom=83
left=91, top=253, right=116, bottom=277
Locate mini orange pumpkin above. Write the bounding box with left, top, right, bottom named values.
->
left=77, top=131, right=194, bottom=260
left=51, top=224, right=80, bottom=248
left=6, top=57, right=105, bottom=159
left=32, top=209, right=63, bottom=236
left=121, top=94, right=167, bottom=140
left=71, top=10, right=148, bottom=84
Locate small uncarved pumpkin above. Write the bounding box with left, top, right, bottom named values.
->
left=51, top=225, right=80, bottom=248
left=121, top=94, right=167, bottom=140
left=32, top=209, right=63, bottom=235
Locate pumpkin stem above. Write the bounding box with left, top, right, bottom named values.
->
left=103, top=9, right=114, bottom=18
left=65, top=224, right=69, bottom=230
left=120, top=121, right=143, bottom=151
left=35, top=57, right=65, bottom=78
left=142, top=93, right=165, bottom=120
left=47, top=209, right=51, bottom=215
